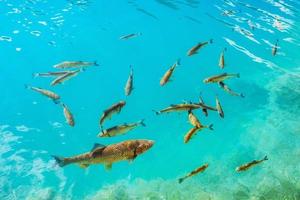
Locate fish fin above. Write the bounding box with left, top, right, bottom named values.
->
left=209, top=124, right=214, bottom=130
left=53, top=99, right=60, bottom=104
left=152, top=110, right=160, bottom=115
left=91, top=143, right=106, bottom=152
left=52, top=155, right=67, bottom=167
left=139, top=119, right=146, bottom=127
left=94, top=61, right=99, bottom=66
left=178, top=177, right=185, bottom=184
left=104, top=163, right=112, bottom=171
left=263, top=156, right=268, bottom=161
left=78, top=164, right=89, bottom=169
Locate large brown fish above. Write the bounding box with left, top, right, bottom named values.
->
left=52, top=139, right=154, bottom=170
left=53, top=61, right=98, bottom=69
left=51, top=69, right=83, bottom=86
left=160, top=59, right=180, bottom=86
left=25, top=85, right=60, bottom=103
left=216, top=96, right=224, bottom=118
left=99, top=101, right=126, bottom=127
left=98, top=120, right=145, bottom=137
left=187, top=39, right=213, bottom=56
left=204, top=73, right=240, bottom=83
left=125, top=66, right=134, bottom=96
left=236, top=156, right=268, bottom=172
left=178, top=163, right=209, bottom=183
left=61, top=103, right=75, bottom=127
left=219, top=81, right=244, bottom=98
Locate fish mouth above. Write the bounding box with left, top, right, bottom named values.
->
left=135, top=140, right=154, bottom=154
left=203, top=79, right=209, bottom=83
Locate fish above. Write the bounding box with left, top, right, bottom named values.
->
left=187, top=39, right=213, bottom=56
left=53, top=61, right=98, bottom=69
left=160, top=59, right=180, bottom=86
left=184, top=126, right=200, bottom=144
left=125, top=66, right=134, bottom=96
left=61, top=103, right=75, bottom=127
left=99, top=101, right=126, bottom=127
left=203, top=73, right=240, bottom=84
left=216, top=96, right=224, bottom=118
left=50, top=69, right=83, bottom=86
left=120, top=33, right=141, bottom=40
left=219, top=81, right=244, bottom=98
left=154, top=102, right=216, bottom=115
left=219, top=48, right=226, bottom=69
left=199, top=95, right=208, bottom=117
left=33, top=71, right=71, bottom=78
left=236, top=156, right=268, bottom=172
left=52, top=139, right=154, bottom=170
left=98, top=120, right=145, bottom=137
left=178, top=163, right=209, bottom=184
left=25, top=85, right=60, bottom=103
left=272, top=39, right=279, bottom=56
left=188, top=110, right=202, bottom=128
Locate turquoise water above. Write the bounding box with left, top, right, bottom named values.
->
left=1, top=0, right=300, bottom=199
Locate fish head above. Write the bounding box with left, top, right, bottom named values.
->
left=203, top=79, right=209, bottom=83
left=120, top=101, right=126, bottom=106
left=134, top=140, right=154, bottom=155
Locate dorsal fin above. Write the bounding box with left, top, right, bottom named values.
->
left=91, top=143, right=106, bottom=152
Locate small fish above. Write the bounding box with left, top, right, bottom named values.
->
left=99, top=101, right=126, bottom=127
left=187, top=39, right=213, bottom=56
left=236, top=156, right=268, bottom=172
left=219, top=82, right=244, bottom=98
left=120, top=33, right=141, bottom=40
left=25, top=85, right=60, bottom=103
left=178, top=163, right=209, bottom=184
left=219, top=48, right=226, bottom=69
left=154, top=103, right=212, bottom=115
left=204, top=73, right=240, bottom=84
left=125, top=66, right=134, bottom=96
left=51, top=69, right=83, bottom=86
left=216, top=96, right=224, bottom=118
left=199, top=95, right=208, bottom=117
left=184, top=126, right=200, bottom=144
left=188, top=110, right=202, bottom=128
left=160, top=59, right=180, bottom=86
left=61, top=103, right=75, bottom=127
left=272, top=39, right=279, bottom=56
left=53, top=61, right=98, bottom=69
left=33, top=71, right=71, bottom=78
left=52, top=139, right=154, bottom=170
left=99, top=120, right=145, bottom=137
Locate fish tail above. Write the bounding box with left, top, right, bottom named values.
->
left=209, top=124, right=214, bottom=130
left=52, top=155, right=67, bottom=167
left=24, top=84, right=30, bottom=89
left=209, top=39, right=213, bottom=44
left=176, top=58, right=181, bottom=66
left=152, top=110, right=160, bottom=115
left=178, top=177, right=185, bottom=184
left=240, top=93, right=245, bottom=98
left=94, top=61, right=99, bottom=66
left=263, top=155, right=268, bottom=161
left=53, top=99, right=61, bottom=105
left=224, top=47, right=227, bottom=52
left=32, top=73, right=38, bottom=78
left=139, top=119, right=146, bottom=127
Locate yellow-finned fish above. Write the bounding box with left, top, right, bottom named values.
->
left=120, top=33, right=141, bottom=40
left=178, top=163, right=209, bottom=183
left=160, top=59, right=180, bottom=86
left=98, top=120, right=145, bottom=137
left=218, top=81, right=244, bottom=98
left=51, top=69, right=83, bottom=86
left=219, top=48, right=226, bottom=69
left=187, top=39, right=213, bottom=56
left=236, top=156, right=268, bottom=172
left=125, top=66, right=134, bottom=96
left=204, top=73, right=240, bottom=83
left=61, top=103, right=75, bottom=127
left=25, top=85, right=60, bottom=103
left=216, top=96, right=224, bottom=118
left=272, top=39, right=279, bottom=56
left=53, top=61, right=98, bottom=69
left=99, top=101, right=126, bottom=127
left=52, top=139, right=154, bottom=170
